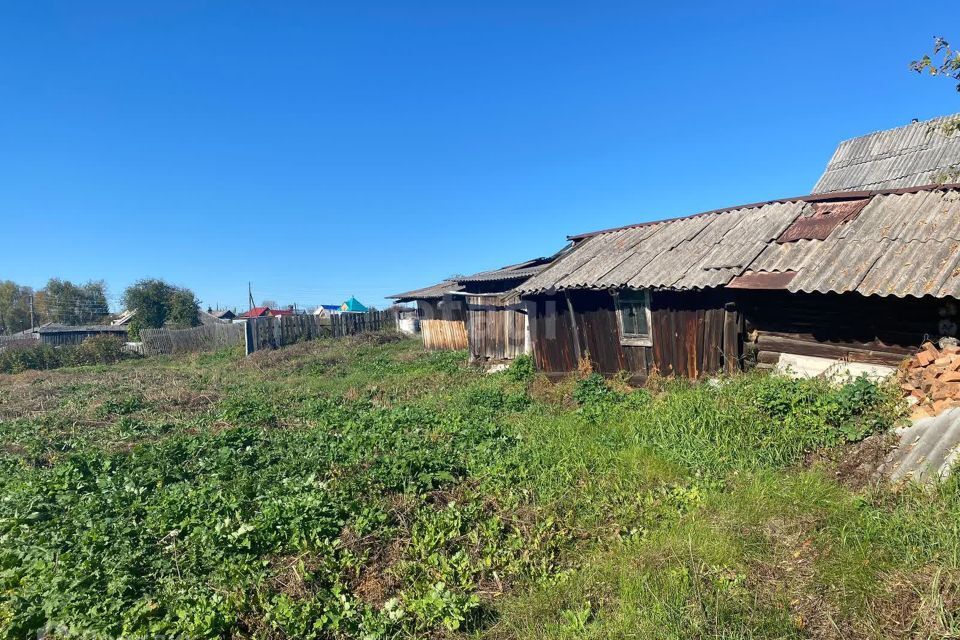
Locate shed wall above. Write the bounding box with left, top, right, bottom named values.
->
left=465, top=295, right=527, bottom=362
left=417, top=299, right=468, bottom=351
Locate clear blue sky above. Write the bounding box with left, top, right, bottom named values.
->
left=0, top=1, right=954, bottom=311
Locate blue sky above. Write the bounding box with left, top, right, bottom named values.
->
left=0, top=1, right=954, bottom=311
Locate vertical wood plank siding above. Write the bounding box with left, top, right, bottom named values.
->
left=417, top=299, right=468, bottom=351
left=466, top=295, right=528, bottom=361
left=528, top=295, right=578, bottom=373
left=526, top=289, right=744, bottom=379
left=649, top=290, right=742, bottom=377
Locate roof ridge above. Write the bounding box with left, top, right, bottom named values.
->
left=829, top=112, right=960, bottom=147
left=567, top=183, right=960, bottom=241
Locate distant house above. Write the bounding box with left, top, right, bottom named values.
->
left=340, top=297, right=368, bottom=313
left=238, top=306, right=295, bottom=319
left=210, top=309, right=236, bottom=321
left=312, top=305, right=342, bottom=318
left=239, top=306, right=272, bottom=319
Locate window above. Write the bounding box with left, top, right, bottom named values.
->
left=615, top=290, right=652, bottom=346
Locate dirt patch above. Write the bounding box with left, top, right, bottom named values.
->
left=748, top=516, right=860, bottom=639
left=808, top=432, right=900, bottom=491
left=868, top=566, right=960, bottom=638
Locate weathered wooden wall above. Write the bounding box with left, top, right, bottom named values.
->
left=37, top=328, right=129, bottom=347
left=465, top=295, right=527, bottom=362
left=650, top=290, right=743, bottom=378
left=526, top=289, right=743, bottom=380
left=417, top=299, right=468, bottom=351
left=527, top=295, right=578, bottom=373
left=737, top=290, right=951, bottom=367
left=566, top=290, right=651, bottom=378
left=140, top=323, right=244, bottom=355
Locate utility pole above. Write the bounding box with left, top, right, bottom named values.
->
left=248, top=282, right=255, bottom=310
left=29, top=294, right=35, bottom=330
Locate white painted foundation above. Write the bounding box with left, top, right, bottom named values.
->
left=774, top=352, right=896, bottom=382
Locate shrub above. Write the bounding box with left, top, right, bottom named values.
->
left=0, top=335, right=130, bottom=374
left=69, top=335, right=127, bottom=366
left=506, top=354, right=535, bottom=383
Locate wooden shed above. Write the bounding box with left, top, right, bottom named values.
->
left=20, top=323, right=129, bottom=347
left=390, top=281, right=469, bottom=351
left=453, top=257, right=557, bottom=363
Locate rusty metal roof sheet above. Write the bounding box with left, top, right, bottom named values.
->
left=813, top=114, right=960, bottom=194
left=520, top=184, right=960, bottom=300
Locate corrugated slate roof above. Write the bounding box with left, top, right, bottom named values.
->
left=520, top=184, right=960, bottom=300
left=813, top=114, right=960, bottom=193
left=389, top=280, right=464, bottom=302
left=454, top=257, right=554, bottom=283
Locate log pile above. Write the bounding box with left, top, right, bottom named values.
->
left=899, top=341, right=960, bottom=417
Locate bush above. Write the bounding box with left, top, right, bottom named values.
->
left=70, top=335, right=127, bottom=366
left=506, top=354, right=535, bottom=383
left=0, top=335, right=130, bottom=373
left=0, top=342, right=63, bottom=373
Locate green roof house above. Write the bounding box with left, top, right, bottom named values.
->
left=340, top=296, right=368, bottom=313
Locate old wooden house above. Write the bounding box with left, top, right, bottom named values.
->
left=518, top=115, right=960, bottom=381
left=390, top=257, right=557, bottom=358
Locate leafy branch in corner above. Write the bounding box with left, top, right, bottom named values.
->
left=910, top=36, right=960, bottom=92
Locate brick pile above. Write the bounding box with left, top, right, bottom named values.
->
left=899, top=341, right=960, bottom=417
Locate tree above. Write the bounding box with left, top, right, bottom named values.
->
left=122, top=279, right=200, bottom=338
left=168, top=289, right=200, bottom=328
left=911, top=37, right=960, bottom=91
left=0, top=281, right=34, bottom=335
left=37, top=279, right=109, bottom=325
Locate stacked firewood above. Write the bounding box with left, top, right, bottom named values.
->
left=899, top=341, right=960, bottom=417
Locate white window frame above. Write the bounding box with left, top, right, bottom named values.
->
left=614, top=289, right=653, bottom=347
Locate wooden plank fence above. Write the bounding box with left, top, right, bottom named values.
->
left=140, top=323, right=245, bottom=356
left=245, top=310, right=397, bottom=354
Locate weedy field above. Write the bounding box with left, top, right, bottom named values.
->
left=1, top=335, right=959, bottom=639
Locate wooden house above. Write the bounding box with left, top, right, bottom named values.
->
left=518, top=115, right=960, bottom=382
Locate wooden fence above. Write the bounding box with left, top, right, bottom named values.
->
left=140, top=323, right=245, bottom=356
left=245, top=311, right=397, bottom=354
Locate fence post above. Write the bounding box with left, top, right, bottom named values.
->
left=245, top=319, right=255, bottom=355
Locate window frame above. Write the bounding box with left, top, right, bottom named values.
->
left=613, top=289, right=653, bottom=347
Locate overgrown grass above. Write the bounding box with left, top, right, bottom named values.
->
left=0, top=336, right=955, bottom=639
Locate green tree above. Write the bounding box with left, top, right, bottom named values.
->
left=38, top=279, right=109, bottom=325
left=168, top=289, right=200, bottom=328
left=0, top=281, right=34, bottom=335
left=911, top=37, right=960, bottom=91
left=122, top=279, right=200, bottom=338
